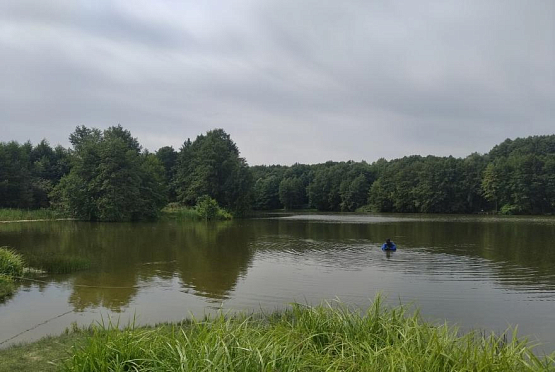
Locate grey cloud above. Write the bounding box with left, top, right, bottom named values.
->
left=0, top=0, right=553, bottom=165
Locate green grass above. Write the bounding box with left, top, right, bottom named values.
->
left=1, top=299, right=552, bottom=371
left=25, top=253, right=92, bottom=274
left=57, top=298, right=554, bottom=371
left=0, top=330, right=87, bottom=372
left=0, top=208, right=67, bottom=222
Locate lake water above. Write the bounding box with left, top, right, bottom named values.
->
left=1, top=213, right=555, bottom=353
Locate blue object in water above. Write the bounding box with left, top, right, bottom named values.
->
left=381, top=243, right=397, bottom=251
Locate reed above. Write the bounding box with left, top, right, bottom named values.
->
left=62, top=297, right=554, bottom=371
left=0, top=275, right=16, bottom=299
left=0, top=208, right=66, bottom=222
left=0, top=247, right=24, bottom=299
left=25, top=253, right=92, bottom=274
left=161, top=203, right=232, bottom=221
left=0, top=247, right=25, bottom=277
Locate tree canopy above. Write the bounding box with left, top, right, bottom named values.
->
left=2, top=129, right=555, bottom=218
left=51, top=125, right=167, bottom=221
left=174, top=129, right=253, bottom=215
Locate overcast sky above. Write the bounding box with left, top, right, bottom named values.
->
left=0, top=1, right=553, bottom=165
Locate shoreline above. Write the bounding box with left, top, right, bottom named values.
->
left=1, top=302, right=554, bottom=371
left=0, top=218, right=76, bottom=224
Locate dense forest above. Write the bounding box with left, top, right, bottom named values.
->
left=1, top=125, right=555, bottom=221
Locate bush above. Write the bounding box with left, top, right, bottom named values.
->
left=500, top=204, right=519, bottom=215
left=195, top=196, right=232, bottom=221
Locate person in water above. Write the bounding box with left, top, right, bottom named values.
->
left=381, top=238, right=397, bottom=251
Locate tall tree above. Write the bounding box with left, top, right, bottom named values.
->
left=279, top=177, right=305, bottom=210
left=51, top=126, right=167, bottom=221
left=175, top=129, right=253, bottom=214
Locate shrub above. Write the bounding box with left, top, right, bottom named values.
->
left=196, top=196, right=232, bottom=221
left=500, top=204, right=519, bottom=215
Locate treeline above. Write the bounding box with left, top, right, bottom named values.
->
left=0, top=126, right=251, bottom=221
left=254, top=135, right=555, bottom=215
left=1, top=126, right=555, bottom=221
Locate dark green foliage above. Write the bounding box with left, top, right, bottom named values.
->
left=175, top=129, right=253, bottom=215
left=307, top=161, right=374, bottom=211
left=0, top=140, right=70, bottom=209
left=366, top=135, right=555, bottom=215
left=3, top=129, right=555, bottom=217
left=155, top=146, right=178, bottom=201
left=478, top=136, right=555, bottom=214
left=368, top=155, right=485, bottom=214
left=279, top=177, right=305, bottom=209
left=51, top=125, right=167, bottom=221
left=253, top=175, right=282, bottom=210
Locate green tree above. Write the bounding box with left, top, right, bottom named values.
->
left=155, top=146, right=178, bottom=201
left=175, top=129, right=253, bottom=214
left=481, top=163, right=500, bottom=212
left=253, top=175, right=282, bottom=210
left=51, top=125, right=167, bottom=221
left=0, top=141, right=34, bottom=208
left=279, top=177, right=305, bottom=209
left=341, top=174, right=369, bottom=211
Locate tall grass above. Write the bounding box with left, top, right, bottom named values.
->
left=161, top=203, right=232, bottom=221
left=0, top=247, right=24, bottom=299
left=0, top=208, right=66, bottom=222
left=63, top=298, right=554, bottom=371
left=0, top=247, right=24, bottom=277
left=25, top=253, right=92, bottom=274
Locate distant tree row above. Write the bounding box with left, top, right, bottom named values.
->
left=0, top=140, right=70, bottom=209
left=251, top=135, right=555, bottom=215
left=1, top=127, right=555, bottom=220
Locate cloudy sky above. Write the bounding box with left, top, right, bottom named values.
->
left=0, top=1, right=553, bottom=165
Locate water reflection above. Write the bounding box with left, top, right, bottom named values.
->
left=1, top=214, right=555, bottom=349
left=1, top=221, right=256, bottom=309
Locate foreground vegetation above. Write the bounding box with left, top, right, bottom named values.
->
left=2, top=126, right=555, bottom=220
left=2, top=299, right=552, bottom=371
left=0, top=331, right=85, bottom=372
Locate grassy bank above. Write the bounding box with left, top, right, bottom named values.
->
left=2, top=298, right=553, bottom=371
left=0, top=331, right=86, bottom=372
left=0, top=208, right=68, bottom=222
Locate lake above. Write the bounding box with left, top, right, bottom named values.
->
left=1, top=213, right=555, bottom=353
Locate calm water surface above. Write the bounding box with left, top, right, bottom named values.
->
left=1, top=213, right=555, bottom=352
